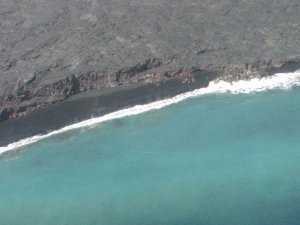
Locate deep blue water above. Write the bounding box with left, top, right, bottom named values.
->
left=1, top=88, right=300, bottom=225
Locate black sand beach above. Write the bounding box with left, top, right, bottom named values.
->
left=0, top=71, right=218, bottom=146
left=1, top=61, right=300, bottom=147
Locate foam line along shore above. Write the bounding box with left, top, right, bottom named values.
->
left=1, top=70, right=300, bottom=155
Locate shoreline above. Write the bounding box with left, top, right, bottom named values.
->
left=0, top=70, right=218, bottom=147
left=1, top=62, right=300, bottom=148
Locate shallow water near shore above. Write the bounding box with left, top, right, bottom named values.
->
left=1, top=86, right=300, bottom=224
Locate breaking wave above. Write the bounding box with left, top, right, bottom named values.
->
left=1, top=70, right=300, bottom=154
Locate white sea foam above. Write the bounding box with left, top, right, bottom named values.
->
left=1, top=70, right=300, bottom=155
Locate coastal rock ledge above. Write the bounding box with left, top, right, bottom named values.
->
left=1, top=0, right=300, bottom=130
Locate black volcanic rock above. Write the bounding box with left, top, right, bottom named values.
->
left=1, top=0, right=300, bottom=121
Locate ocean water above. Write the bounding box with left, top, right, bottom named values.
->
left=1, top=74, right=300, bottom=225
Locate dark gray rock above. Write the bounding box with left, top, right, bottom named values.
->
left=0, top=107, right=14, bottom=122
left=1, top=0, right=300, bottom=121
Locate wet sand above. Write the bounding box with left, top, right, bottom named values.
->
left=0, top=71, right=217, bottom=146
left=1, top=61, right=300, bottom=147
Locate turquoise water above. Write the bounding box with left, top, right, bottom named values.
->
left=1, top=88, right=300, bottom=225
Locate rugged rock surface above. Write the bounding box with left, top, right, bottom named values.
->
left=1, top=0, right=300, bottom=122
